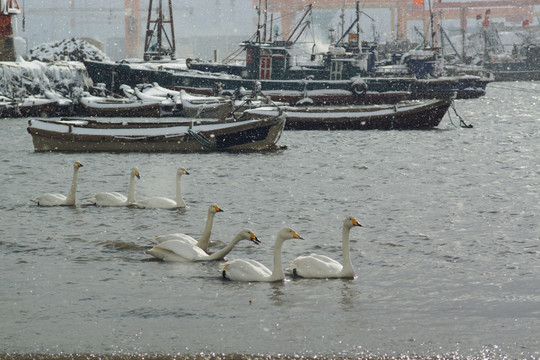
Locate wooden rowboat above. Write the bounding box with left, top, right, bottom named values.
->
left=241, top=98, right=452, bottom=130
left=27, top=116, right=285, bottom=152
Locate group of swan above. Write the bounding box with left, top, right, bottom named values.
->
left=33, top=163, right=363, bottom=282
left=32, top=162, right=189, bottom=209
left=146, top=209, right=362, bottom=281
left=220, top=217, right=362, bottom=282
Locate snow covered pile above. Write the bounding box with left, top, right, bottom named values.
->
left=29, top=38, right=110, bottom=63
left=0, top=60, right=92, bottom=99
left=0, top=38, right=103, bottom=99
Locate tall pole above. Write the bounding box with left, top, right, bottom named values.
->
left=168, top=0, right=175, bottom=59
left=356, top=1, right=360, bottom=49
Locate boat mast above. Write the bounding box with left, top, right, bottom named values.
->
left=356, top=1, right=360, bottom=50
left=428, top=0, right=435, bottom=47
left=256, top=0, right=262, bottom=43
left=286, top=4, right=312, bottom=44
left=143, top=0, right=176, bottom=61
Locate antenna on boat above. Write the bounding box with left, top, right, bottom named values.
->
left=143, top=0, right=176, bottom=61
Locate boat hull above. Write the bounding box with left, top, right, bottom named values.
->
left=27, top=117, right=285, bottom=152
left=84, top=60, right=415, bottom=105
left=243, top=98, right=452, bottom=130
left=84, top=60, right=490, bottom=102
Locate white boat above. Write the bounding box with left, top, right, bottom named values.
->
left=76, top=92, right=175, bottom=117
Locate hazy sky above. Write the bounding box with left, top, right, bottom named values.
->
left=11, top=0, right=526, bottom=59
left=18, top=0, right=256, bottom=47
left=14, top=1, right=401, bottom=52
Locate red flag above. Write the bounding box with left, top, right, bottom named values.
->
left=522, top=19, right=530, bottom=28
left=413, top=0, right=424, bottom=6
left=482, top=17, right=490, bottom=27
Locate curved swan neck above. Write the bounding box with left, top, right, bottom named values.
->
left=127, top=172, right=136, bottom=204
left=196, top=210, right=215, bottom=251
left=65, top=166, right=80, bottom=204
left=269, top=237, right=286, bottom=281
left=340, top=225, right=355, bottom=277
left=175, top=173, right=186, bottom=207
left=206, top=233, right=242, bottom=260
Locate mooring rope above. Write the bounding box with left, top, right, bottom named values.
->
left=448, top=100, right=473, bottom=128
left=187, top=129, right=219, bottom=150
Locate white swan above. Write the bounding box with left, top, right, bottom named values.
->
left=136, top=167, right=189, bottom=209
left=90, top=167, right=140, bottom=207
left=145, top=228, right=260, bottom=262
left=152, top=204, right=223, bottom=252
left=221, top=227, right=303, bottom=282
left=32, top=161, right=83, bottom=206
left=290, top=216, right=362, bottom=279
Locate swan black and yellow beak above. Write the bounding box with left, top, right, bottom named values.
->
left=292, top=230, right=304, bottom=240
left=135, top=169, right=141, bottom=179
left=181, top=168, right=190, bottom=175
left=250, top=232, right=261, bottom=245
left=214, top=205, right=224, bottom=213
left=76, top=161, right=83, bottom=168
left=352, top=218, right=363, bottom=227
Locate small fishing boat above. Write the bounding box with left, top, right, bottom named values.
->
left=26, top=115, right=285, bottom=152
left=241, top=98, right=452, bottom=130
left=135, top=83, right=288, bottom=119
left=76, top=92, right=175, bottom=117
left=0, top=95, right=60, bottom=118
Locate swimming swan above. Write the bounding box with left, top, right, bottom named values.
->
left=290, top=216, right=362, bottom=279
left=32, top=161, right=83, bottom=206
left=90, top=167, right=140, bottom=207
left=221, top=227, right=303, bottom=282
left=145, top=228, right=260, bottom=262
left=152, top=204, right=223, bottom=252
left=136, top=167, right=189, bottom=209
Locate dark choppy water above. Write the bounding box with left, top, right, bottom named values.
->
left=1, top=82, right=539, bottom=359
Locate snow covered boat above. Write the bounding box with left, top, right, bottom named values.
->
left=0, top=96, right=60, bottom=118
left=135, top=83, right=289, bottom=119
left=26, top=115, right=285, bottom=152
left=241, top=98, right=452, bottom=130
left=77, top=93, right=175, bottom=117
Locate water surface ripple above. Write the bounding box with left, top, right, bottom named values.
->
left=1, top=82, right=539, bottom=359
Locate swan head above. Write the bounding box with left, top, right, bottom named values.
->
left=132, top=167, right=141, bottom=179
left=278, top=227, right=303, bottom=242
left=345, top=216, right=363, bottom=229
left=238, top=228, right=261, bottom=245
left=210, top=204, right=224, bottom=214
left=177, top=167, right=190, bottom=176
left=74, top=161, right=83, bottom=169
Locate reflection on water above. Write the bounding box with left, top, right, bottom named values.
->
left=269, top=283, right=285, bottom=306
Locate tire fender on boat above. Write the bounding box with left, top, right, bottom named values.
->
left=350, top=79, right=367, bottom=96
